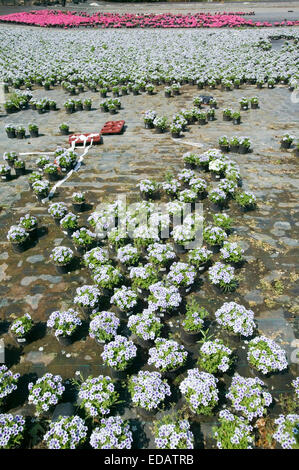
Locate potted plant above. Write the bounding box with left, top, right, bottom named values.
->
left=28, top=123, right=39, bottom=138
left=7, top=225, right=29, bottom=253
left=273, top=415, right=299, bottom=450
left=43, top=416, right=87, bottom=449
left=220, top=241, right=244, bottom=266
left=256, top=78, right=264, bottom=89
left=235, top=191, right=256, bottom=211
left=132, top=84, right=140, bottom=96
left=15, top=125, right=25, bottom=139
left=92, top=264, right=123, bottom=293
left=164, top=86, right=172, bottom=98
left=147, top=242, right=176, bottom=267
left=0, top=365, right=20, bottom=407
left=232, top=111, right=241, bottom=125
left=47, top=308, right=82, bottom=345
left=268, top=78, right=275, bottom=89
left=154, top=415, right=194, bottom=449
left=193, top=96, right=203, bottom=108
left=32, top=179, right=50, bottom=200
left=143, top=109, right=156, bottom=129
left=208, top=262, right=238, bottom=293
left=89, top=311, right=120, bottom=344
left=247, top=335, right=288, bottom=375
left=280, top=133, right=294, bottom=149
left=19, top=214, right=38, bottom=240
left=222, top=108, right=232, bottom=121
left=110, top=286, right=138, bottom=317
left=75, top=99, right=83, bottom=111
left=229, top=136, right=240, bottom=153
left=55, top=153, right=73, bottom=173
left=148, top=338, right=188, bottom=380
left=146, top=84, right=155, bottom=95
left=89, top=416, right=133, bottom=449
left=179, top=369, right=219, bottom=415
left=3, top=152, right=18, bottom=168
left=180, top=300, right=208, bottom=345
left=100, top=101, right=108, bottom=112
left=101, top=335, right=137, bottom=379
left=218, top=135, right=230, bottom=152
left=14, top=159, right=26, bottom=176
left=10, top=313, right=33, bottom=346
left=74, top=285, right=101, bottom=315
left=0, top=414, right=25, bottom=449
left=76, top=374, right=119, bottom=418
left=226, top=374, right=272, bottom=421
left=50, top=246, right=74, bottom=274
left=72, top=227, right=97, bottom=255
left=64, top=99, right=74, bottom=114
left=128, top=309, right=162, bottom=349
left=116, top=244, right=139, bottom=268
left=250, top=96, right=259, bottom=109
left=239, top=97, right=249, bottom=110
left=215, top=301, right=255, bottom=337
left=198, top=338, right=234, bottom=374
left=170, top=122, right=182, bottom=138
left=59, top=123, right=69, bottom=135
left=137, top=178, right=159, bottom=199
left=5, top=124, right=16, bottom=139
left=234, top=78, right=241, bottom=89
left=60, top=212, right=79, bottom=236
left=166, top=261, right=197, bottom=295
left=213, top=212, right=233, bottom=232
left=43, top=163, right=60, bottom=182
left=72, top=191, right=85, bottom=212
left=213, top=410, right=254, bottom=449
left=171, top=83, right=181, bottom=95
left=187, top=246, right=212, bottom=269
left=108, top=103, right=117, bottom=115
left=36, top=155, right=50, bottom=169
left=49, top=100, right=57, bottom=111
left=153, top=116, right=168, bottom=133
left=198, top=111, right=207, bottom=125
left=48, top=202, right=68, bottom=225
left=128, top=371, right=171, bottom=418
left=239, top=137, right=251, bottom=154
left=28, top=373, right=65, bottom=416
left=207, top=108, right=215, bottom=121
left=208, top=189, right=228, bottom=210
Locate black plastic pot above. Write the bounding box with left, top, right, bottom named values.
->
left=54, top=263, right=72, bottom=274
left=251, top=103, right=258, bottom=109
left=131, top=334, right=153, bottom=349
left=11, top=241, right=27, bottom=253
left=223, top=115, right=231, bottom=122
left=280, top=141, right=291, bottom=149
left=29, top=130, right=39, bottom=138
left=83, top=104, right=91, bottom=111
left=233, top=118, right=241, bottom=125
left=1, top=171, right=11, bottom=181
left=230, top=145, right=239, bottom=153
left=16, top=131, right=25, bottom=139
left=60, top=129, right=69, bottom=135
left=161, top=365, right=183, bottom=381
left=27, top=226, right=38, bottom=241
left=165, top=91, right=171, bottom=98
left=72, top=202, right=85, bottom=212
left=110, top=367, right=129, bottom=380
left=6, top=130, right=16, bottom=139
left=46, top=172, right=60, bottom=182
left=135, top=406, right=157, bottom=419
left=219, top=145, right=229, bottom=152
left=171, top=132, right=181, bottom=138
left=57, top=335, right=73, bottom=346
left=180, top=326, right=202, bottom=345
left=15, top=167, right=26, bottom=176
left=144, top=122, right=154, bottom=129
left=239, top=146, right=249, bottom=154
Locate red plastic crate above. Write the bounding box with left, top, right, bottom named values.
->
left=68, top=133, right=102, bottom=145
left=100, top=120, right=125, bottom=135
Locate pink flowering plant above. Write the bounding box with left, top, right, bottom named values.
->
left=128, top=371, right=171, bottom=411
left=28, top=373, right=65, bottom=415
left=89, top=311, right=120, bottom=343
left=43, top=416, right=88, bottom=449
left=226, top=374, right=272, bottom=421
left=179, top=369, right=219, bottom=415
left=101, top=335, right=137, bottom=371
left=148, top=338, right=188, bottom=372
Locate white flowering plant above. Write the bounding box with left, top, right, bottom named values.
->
left=189, top=177, right=207, bottom=195
left=129, top=264, right=160, bottom=290
left=166, top=262, right=197, bottom=288
left=72, top=227, right=96, bottom=247
left=19, top=214, right=38, bottom=231
left=110, top=286, right=138, bottom=312
left=203, top=226, right=227, bottom=246
left=74, top=285, right=101, bottom=309
left=60, top=212, right=79, bottom=231
left=198, top=339, right=234, bottom=374
left=137, top=179, right=159, bottom=196
left=213, top=409, right=254, bottom=449
left=247, top=336, right=288, bottom=375
left=292, top=377, right=299, bottom=401
left=89, top=311, right=120, bottom=342
left=128, top=309, right=162, bottom=341
left=107, top=227, right=129, bottom=249
left=48, top=202, right=68, bottom=219
left=220, top=241, right=244, bottom=264
left=214, top=302, right=256, bottom=337
left=92, top=264, right=123, bottom=290
left=148, top=281, right=182, bottom=314
left=43, top=416, right=88, bottom=449
left=208, top=188, right=227, bottom=206
left=179, top=369, right=219, bottom=415
left=90, top=416, right=133, bottom=449
left=208, top=262, right=238, bottom=292
left=0, top=366, right=20, bottom=406
left=154, top=416, right=194, bottom=449
left=0, top=414, right=25, bottom=449
left=77, top=375, right=119, bottom=418
left=273, top=414, right=299, bottom=449
left=47, top=308, right=82, bottom=338
left=117, top=243, right=140, bottom=266
left=83, top=247, right=110, bottom=270
left=226, top=374, right=272, bottom=421
left=10, top=313, right=33, bottom=338
left=133, top=224, right=160, bottom=248
left=187, top=246, right=213, bottom=268
left=7, top=225, right=29, bottom=244
left=178, top=189, right=198, bottom=203
left=31, top=179, right=50, bottom=196
left=101, top=335, right=137, bottom=371
left=182, top=299, right=208, bottom=333
left=28, top=373, right=65, bottom=415
left=177, top=168, right=195, bottom=183
left=235, top=191, right=256, bottom=210
left=128, top=371, right=171, bottom=410
left=148, top=338, right=188, bottom=372
left=212, top=213, right=233, bottom=231
left=50, top=246, right=74, bottom=266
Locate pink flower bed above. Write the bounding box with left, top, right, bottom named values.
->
left=0, top=10, right=298, bottom=29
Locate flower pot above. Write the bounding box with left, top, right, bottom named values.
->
left=233, top=118, right=241, bottom=125
left=131, top=334, right=153, bottom=349
left=49, top=103, right=57, bottom=111
left=6, top=130, right=16, bottom=139
left=155, top=128, right=165, bottom=134
left=144, top=122, right=154, bottom=129
left=16, top=131, right=25, bottom=139
left=180, top=326, right=202, bottom=345
left=174, top=243, right=187, bottom=255
left=27, top=226, right=38, bottom=241
left=53, top=217, right=63, bottom=227
left=280, top=141, right=291, bottom=149
left=57, top=335, right=73, bottom=346
left=110, top=367, right=128, bottom=380
left=36, top=192, right=48, bottom=201
left=160, top=365, right=183, bottom=381
left=29, top=130, right=39, bottom=138
left=65, top=108, right=73, bottom=114
left=60, top=129, right=69, bottom=136
left=1, top=171, right=11, bottom=181
left=54, top=263, right=72, bottom=274
left=171, top=132, right=181, bottom=138
left=15, top=167, right=26, bottom=176
left=240, top=105, right=248, bottom=111
left=251, top=103, right=258, bottom=109
left=223, top=115, right=231, bottom=122
left=135, top=406, right=157, bottom=419
left=178, top=285, right=192, bottom=297
left=75, top=244, right=94, bottom=256
left=239, top=146, right=249, bottom=154
left=165, top=92, right=171, bottom=98
left=11, top=241, right=27, bottom=253
left=219, top=145, right=229, bottom=153
left=46, top=173, right=60, bottom=182
left=230, top=145, right=239, bottom=153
